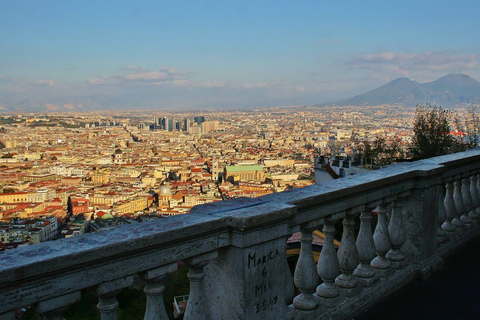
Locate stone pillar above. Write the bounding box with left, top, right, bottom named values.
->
left=371, top=204, right=392, bottom=277
left=354, top=209, right=377, bottom=286
left=316, top=218, right=340, bottom=299
left=386, top=202, right=407, bottom=269
left=454, top=179, right=471, bottom=227
left=184, top=251, right=218, bottom=320
left=402, top=178, right=444, bottom=280
left=35, top=291, right=81, bottom=320
left=462, top=178, right=478, bottom=222
left=293, top=227, right=319, bottom=310
left=443, top=182, right=459, bottom=232
left=335, top=211, right=359, bottom=294
left=95, top=276, right=134, bottom=320
left=202, top=205, right=293, bottom=320
left=141, top=263, right=177, bottom=320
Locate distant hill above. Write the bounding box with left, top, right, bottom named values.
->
left=328, top=74, right=480, bottom=107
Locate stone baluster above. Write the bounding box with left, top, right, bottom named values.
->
left=293, top=227, right=319, bottom=310
left=452, top=180, right=466, bottom=228
left=354, top=209, right=377, bottom=286
left=470, top=175, right=480, bottom=220
left=335, top=211, right=359, bottom=295
left=316, top=218, right=341, bottom=300
left=35, top=291, right=81, bottom=320
left=371, top=204, right=392, bottom=277
left=445, top=182, right=462, bottom=230
left=386, top=202, right=407, bottom=269
left=462, top=178, right=478, bottom=222
left=184, top=251, right=218, bottom=320
left=141, top=263, right=178, bottom=320
left=437, top=194, right=447, bottom=243
left=95, top=276, right=134, bottom=320
left=453, top=179, right=471, bottom=227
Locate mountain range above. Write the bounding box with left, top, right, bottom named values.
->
left=328, top=74, right=480, bottom=108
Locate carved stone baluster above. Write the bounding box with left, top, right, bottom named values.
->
left=452, top=180, right=466, bottom=229
left=386, top=202, right=407, bottom=269
left=96, top=276, right=134, bottom=320
left=316, top=219, right=340, bottom=299
left=462, top=178, right=478, bottom=223
left=437, top=194, right=447, bottom=243
left=371, top=204, right=392, bottom=277
left=354, top=210, right=377, bottom=286
left=441, top=183, right=456, bottom=233
left=335, top=212, right=359, bottom=295
left=469, top=175, right=480, bottom=221
left=454, top=179, right=471, bottom=227
left=184, top=251, right=218, bottom=320
left=293, top=227, right=319, bottom=310
left=35, top=291, right=81, bottom=320
left=141, top=263, right=178, bottom=320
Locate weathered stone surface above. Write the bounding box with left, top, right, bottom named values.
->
left=316, top=220, right=341, bottom=299
left=142, top=262, right=177, bottom=280
left=35, top=291, right=81, bottom=314
left=336, top=214, right=359, bottom=289
left=0, top=233, right=225, bottom=312
left=95, top=276, right=134, bottom=320
left=354, top=210, right=377, bottom=286
left=205, top=238, right=289, bottom=319
left=386, top=203, right=406, bottom=263
left=293, top=227, right=319, bottom=310
left=141, top=263, right=177, bottom=320
left=184, top=251, right=218, bottom=320
left=371, top=204, right=391, bottom=271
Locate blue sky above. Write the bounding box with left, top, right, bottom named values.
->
left=1, top=0, right=479, bottom=110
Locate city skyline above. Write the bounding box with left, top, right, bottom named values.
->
left=1, top=1, right=480, bottom=110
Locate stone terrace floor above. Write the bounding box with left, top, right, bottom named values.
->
left=355, top=235, right=480, bottom=320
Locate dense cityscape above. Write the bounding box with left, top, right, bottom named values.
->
left=1, top=104, right=476, bottom=251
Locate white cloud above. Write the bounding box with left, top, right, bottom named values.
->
left=87, top=67, right=192, bottom=86
left=87, top=78, right=106, bottom=85
left=117, top=70, right=176, bottom=83
left=35, top=79, right=55, bottom=87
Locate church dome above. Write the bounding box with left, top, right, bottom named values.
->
left=100, top=213, right=114, bottom=220
left=159, top=185, right=172, bottom=195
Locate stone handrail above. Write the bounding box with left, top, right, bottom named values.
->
left=1, top=149, right=480, bottom=319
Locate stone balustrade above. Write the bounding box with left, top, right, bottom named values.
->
left=2, top=149, right=480, bottom=320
